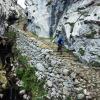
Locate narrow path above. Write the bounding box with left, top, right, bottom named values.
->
left=11, top=23, right=100, bottom=100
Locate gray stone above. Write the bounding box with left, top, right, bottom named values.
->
left=63, top=87, right=69, bottom=95
left=83, top=89, right=90, bottom=96
left=63, top=69, right=69, bottom=75
left=77, top=94, right=85, bottom=100
left=47, top=80, right=53, bottom=87
left=0, top=94, right=3, bottom=99
left=75, top=87, right=83, bottom=92
left=36, top=63, right=45, bottom=72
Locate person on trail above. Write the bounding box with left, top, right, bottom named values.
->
left=57, top=31, right=64, bottom=55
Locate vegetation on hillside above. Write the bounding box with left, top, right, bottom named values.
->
left=16, top=51, right=47, bottom=100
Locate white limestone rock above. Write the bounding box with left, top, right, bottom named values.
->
left=63, top=86, right=69, bottom=95
left=77, top=94, right=85, bottom=100
left=63, top=69, right=69, bottom=75
left=46, top=80, right=53, bottom=87
left=36, top=63, right=45, bottom=72
left=19, top=90, right=26, bottom=95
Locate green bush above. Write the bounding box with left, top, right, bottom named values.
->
left=17, top=55, right=28, bottom=66
left=85, top=31, right=96, bottom=38
left=90, top=61, right=100, bottom=67
left=16, top=55, right=47, bottom=99
left=5, top=31, right=16, bottom=40
left=66, top=96, right=72, bottom=100
left=78, top=48, right=85, bottom=56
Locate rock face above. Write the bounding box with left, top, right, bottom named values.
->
left=0, top=0, right=25, bottom=35
left=57, top=0, right=100, bottom=65
left=25, top=0, right=71, bottom=37
left=25, top=0, right=100, bottom=65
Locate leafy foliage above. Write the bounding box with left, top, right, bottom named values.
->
left=5, top=31, right=16, bottom=41
left=17, top=55, right=28, bottom=66
left=66, top=96, right=72, bottom=100
left=85, top=31, right=96, bottom=38
left=78, top=48, right=85, bottom=56
left=90, top=61, right=100, bottom=67
left=16, top=54, right=47, bottom=100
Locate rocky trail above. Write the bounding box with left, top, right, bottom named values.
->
left=9, top=23, right=100, bottom=100
left=0, top=0, right=100, bottom=99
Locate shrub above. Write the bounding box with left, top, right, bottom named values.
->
left=78, top=48, right=85, bottom=56
left=16, top=55, right=47, bottom=99
left=85, top=31, right=96, bottom=38
left=5, top=31, right=16, bottom=41
left=17, top=55, right=28, bottom=66
left=90, top=61, right=100, bottom=67
left=66, top=96, right=72, bottom=100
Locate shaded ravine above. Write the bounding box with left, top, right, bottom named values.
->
left=0, top=43, right=31, bottom=100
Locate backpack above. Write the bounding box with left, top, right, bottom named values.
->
left=58, top=37, right=64, bottom=45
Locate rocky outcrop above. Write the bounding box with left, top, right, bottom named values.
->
left=0, top=0, right=25, bottom=35
left=25, top=0, right=100, bottom=65
left=25, top=0, right=71, bottom=37
left=58, top=0, right=100, bottom=65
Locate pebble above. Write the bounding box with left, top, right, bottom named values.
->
left=77, top=93, right=85, bottom=99
left=36, top=63, right=45, bottom=72
left=47, top=80, right=53, bottom=87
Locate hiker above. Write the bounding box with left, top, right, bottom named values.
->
left=57, top=31, right=64, bottom=55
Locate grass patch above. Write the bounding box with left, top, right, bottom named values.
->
left=16, top=53, right=47, bottom=100
left=17, top=55, right=28, bottom=67
left=66, top=96, right=72, bottom=100
left=5, top=31, right=16, bottom=41
left=63, top=47, right=71, bottom=52
left=32, top=32, right=38, bottom=38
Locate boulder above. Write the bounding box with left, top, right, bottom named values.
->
left=36, top=63, right=45, bottom=72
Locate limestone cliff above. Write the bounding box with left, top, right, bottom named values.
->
left=0, top=0, right=25, bottom=35
left=25, top=0, right=100, bottom=65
